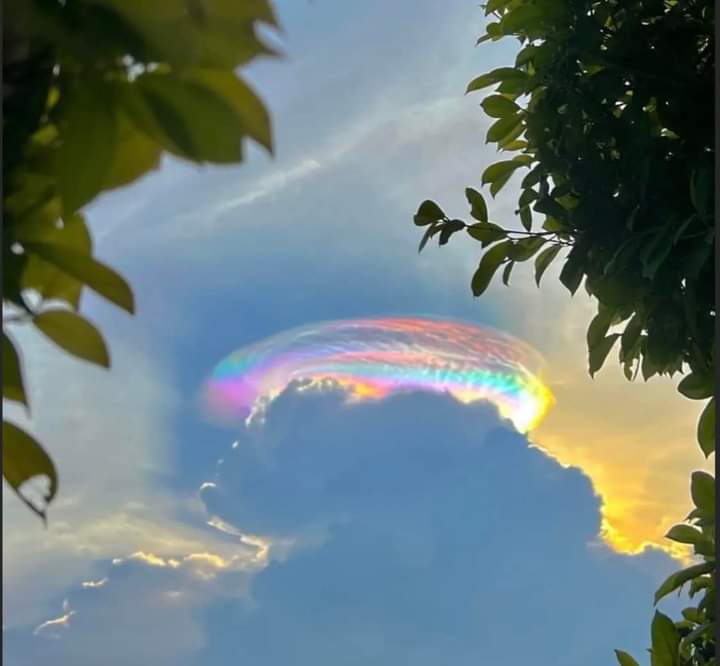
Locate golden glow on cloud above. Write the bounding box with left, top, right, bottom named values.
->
left=112, top=539, right=273, bottom=580
left=33, top=600, right=75, bottom=639
left=515, top=285, right=712, bottom=560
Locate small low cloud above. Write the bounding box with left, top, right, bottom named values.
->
left=80, top=578, right=108, bottom=589
left=33, top=600, right=75, bottom=640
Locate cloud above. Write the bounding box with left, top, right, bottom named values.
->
left=0, top=318, right=265, bottom=633
left=78, top=3, right=705, bottom=563
left=194, top=386, right=683, bottom=665
left=488, top=259, right=712, bottom=557
left=80, top=578, right=108, bottom=589
left=33, top=600, right=75, bottom=640
left=4, top=516, right=273, bottom=665
left=4, top=386, right=685, bottom=665
left=5, top=557, right=217, bottom=666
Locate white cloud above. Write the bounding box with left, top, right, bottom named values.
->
left=1, top=321, right=262, bottom=631
left=33, top=600, right=75, bottom=640
left=80, top=578, right=108, bottom=589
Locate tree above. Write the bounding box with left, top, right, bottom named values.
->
left=412, top=1, right=714, bottom=663
left=2, top=0, right=280, bottom=520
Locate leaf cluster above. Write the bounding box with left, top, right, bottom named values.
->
left=632, top=471, right=716, bottom=666
left=3, top=0, right=279, bottom=519
left=413, top=1, right=714, bottom=664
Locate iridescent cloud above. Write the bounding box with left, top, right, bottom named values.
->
left=203, top=317, right=554, bottom=433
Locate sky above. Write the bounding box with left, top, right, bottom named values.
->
left=2, top=1, right=711, bottom=664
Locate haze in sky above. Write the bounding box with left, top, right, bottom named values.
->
left=3, top=1, right=706, bottom=665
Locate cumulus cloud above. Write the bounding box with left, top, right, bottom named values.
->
left=195, top=386, right=682, bottom=665
left=5, top=386, right=686, bottom=665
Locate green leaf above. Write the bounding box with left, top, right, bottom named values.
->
left=508, top=236, right=545, bottom=261
left=3, top=253, right=32, bottom=313
left=684, top=235, right=713, bottom=280
left=476, top=22, right=504, bottom=44
left=641, top=227, right=676, bottom=279
left=101, top=108, right=163, bottom=192
left=467, top=222, right=506, bottom=247
left=482, top=160, right=525, bottom=187
left=481, top=95, right=521, bottom=118
left=519, top=205, right=532, bottom=231
left=587, top=309, right=613, bottom=351
left=2, top=420, right=58, bottom=522
left=501, top=5, right=545, bottom=33
left=484, top=0, right=513, bottom=15
left=136, top=70, right=270, bottom=163
left=693, top=539, right=714, bottom=557
left=23, top=243, right=134, bottom=314
left=678, top=373, right=713, bottom=400
left=665, top=524, right=705, bottom=545
left=3, top=333, right=27, bottom=406
left=501, top=260, right=514, bottom=286
left=642, top=353, right=659, bottom=382
left=54, top=82, right=117, bottom=213
left=414, top=200, right=446, bottom=226
left=21, top=257, right=84, bottom=310
left=559, top=251, right=584, bottom=295
left=534, top=244, right=561, bottom=286
left=501, top=139, right=528, bottom=152
left=16, top=210, right=92, bottom=251
left=187, top=69, right=273, bottom=153
left=650, top=611, right=679, bottom=666
left=689, top=576, right=711, bottom=598
left=497, top=75, right=530, bottom=96
left=465, top=188, right=488, bottom=223
left=497, top=121, right=526, bottom=148
left=418, top=222, right=442, bottom=253
left=9, top=195, right=62, bottom=242
left=515, top=44, right=539, bottom=67
left=697, top=399, right=715, bottom=457
left=518, top=188, right=538, bottom=208
left=438, top=219, right=466, bottom=246
left=511, top=153, right=532, bottom=166
left=654, top=562, right=714, bottom=604
left=471, top=240, right=511, bottom=297
left=681, top=607, right=703, bottom=623
left=486, top=114, right=523, bottom=144
left=589, top=334, right=620, bottom=378
left=490, top=172, right=514, bottom=197
left=698, top=587, right=715, bottom=614
left=18, top=213, right=93, bottom=310
left=614, top=651, right=640, bottom=666
left=521, top=165, right=542, bottom=188
left=466, top=68, right=525, bottom=94
left=621, top=314, right=643, bottom=358
left=690, top=168, right=712, bottom=215
left=680, top=621, right=712, bottom=646
left=103, top=0, right=279, bottom=69
left=534, top=196, right=568, bottom=221
left=33, top=310, right=110, bottom=368
left=690, top=471, right=715, bottom=519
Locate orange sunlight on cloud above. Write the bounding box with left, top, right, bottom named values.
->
left=530, top=315, right=710, bottom=561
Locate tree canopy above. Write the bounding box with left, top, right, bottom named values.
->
left=3, top=0, right=279, bottom=519
left=413, top=1, right=715, bottom=664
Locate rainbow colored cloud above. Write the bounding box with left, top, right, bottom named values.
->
left=203, top=317, right=554, bottom=433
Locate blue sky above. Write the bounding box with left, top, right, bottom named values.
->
left=3, top=1, right=704, bottom=664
